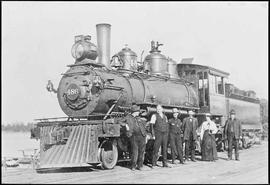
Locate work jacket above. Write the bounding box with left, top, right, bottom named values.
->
left=224, top=118, right=242, bottom=139
left=168, top=118, right=183, bottom=135
left=120, top=114, right=147, bottom=137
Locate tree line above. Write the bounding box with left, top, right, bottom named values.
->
left=2, top=122, right=35, bottom=132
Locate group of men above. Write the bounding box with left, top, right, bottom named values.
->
left=121, top=104, right=242, bottom=171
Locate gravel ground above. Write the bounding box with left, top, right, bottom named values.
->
left=2, top=141, right=268, bottom=184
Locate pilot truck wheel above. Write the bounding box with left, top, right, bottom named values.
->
left=99, top=140, right=118, bottom=169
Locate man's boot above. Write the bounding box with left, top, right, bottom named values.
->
left=151, top=163, right=159, bottom=169
left=235, top=154, right=240, bottom=161
left=227, top=156, right=232, bottom=161
left=131, top=167, right=136, bottom=171
left=163, top=162, right=171, bottom=168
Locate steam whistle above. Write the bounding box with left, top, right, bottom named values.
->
left=150, top=41, right=163, bottom=53
left=46, top=80, right=57, bottom=93
left=151, top=41, right=155, bottom=51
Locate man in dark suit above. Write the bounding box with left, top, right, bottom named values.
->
left=224, top=109, right=242, bottom=161
left=119, top=104, right=147, bottom=170
left=182, top=110, right=198, bottom=162
left=169, top=108, right=184, bottom=164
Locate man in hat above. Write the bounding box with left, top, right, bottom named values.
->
left=119, top=104, right=147, bottom=170
left=169, top=108, right=184, bottom=164
left=224, top=109, right=242, bottom=161
left=150, top=104, right=171, bottom=168
left=182, top=110, right=198, bottom=162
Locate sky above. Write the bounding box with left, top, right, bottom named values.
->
left=2, top=2, right=268, bottom=125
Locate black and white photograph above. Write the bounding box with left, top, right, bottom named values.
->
left=2, top=1, right=268, bottom=184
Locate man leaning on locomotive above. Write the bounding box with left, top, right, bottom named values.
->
left=118, top=104, right=148, bottom=171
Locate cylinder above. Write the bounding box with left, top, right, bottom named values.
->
left=96, top=23, right=111, bottom=69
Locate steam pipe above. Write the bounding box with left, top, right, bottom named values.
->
left=96, top=23, right=111, bottom=69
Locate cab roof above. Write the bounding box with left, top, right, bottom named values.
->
left=177, top=63, right=230, bottom=78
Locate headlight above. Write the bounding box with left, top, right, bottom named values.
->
left=71, top=43, right=85, bottom=59
left=71, top=35, right=98, bottom=61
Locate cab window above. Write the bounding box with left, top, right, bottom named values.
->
left=209, top=74, right=224, bottom=95
left=217, top=76, right=224, bottom=94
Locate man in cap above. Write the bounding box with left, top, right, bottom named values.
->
left=224, top=109, right=242, bottom=161
left=169, top=108, right=184, bottom=164
left=150, top=104, right=171, bottom=168
left=118, top=104, right=147, bottom=170
left=182, top=110, right=198, bottom=162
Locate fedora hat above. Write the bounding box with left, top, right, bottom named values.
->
left=172, top=108, right=179, bottom=113
left=230, top=109, right=236, bottom=115
left=131, top=105, right=140, bottom=113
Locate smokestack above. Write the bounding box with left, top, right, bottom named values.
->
left=96, top=23, right=111, bottom=69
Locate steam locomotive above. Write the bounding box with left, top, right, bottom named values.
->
left=32, top=23, right=262, bottom=171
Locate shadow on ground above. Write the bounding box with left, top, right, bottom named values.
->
left=36, top=161, right=133, bottom=174
left=36, top=166, right=96, bottom=173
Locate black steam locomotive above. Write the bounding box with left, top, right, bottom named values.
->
left=32, top=23, right=262, bottom=171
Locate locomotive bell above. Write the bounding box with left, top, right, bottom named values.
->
left=115, top=45, right=138, bottom=71
left=71, top=35, right=98, bottom=62
left=144, top=41, right=168, bottom=75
